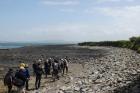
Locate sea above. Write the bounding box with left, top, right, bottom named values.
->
left=0, top=45, right=23, bottom=49
left=0, top=43, right=26, bottom=49
left=0, top=42, right=64, bottom=49
left=0, top=42, right=73, bottom=49
left=0, top=42, right=42, bottom=49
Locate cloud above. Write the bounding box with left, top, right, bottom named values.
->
left=96, top=0, right=121, bottom=3
left=11, top=21, right=139, bottom=43
left=1, top=20, right=140, bottom=42
left=96, top=0, right=135, bottom=3
left=1, top=0, right=140, bottom=42
left=42, top=0, right=79, bottom=6
left=59, top=8, right=75, bottom=12
left=85, top=5, right=140, bottom=38
left=85, top=5, right=140, bottom=21
left=96, top=5, right=140, bottom=17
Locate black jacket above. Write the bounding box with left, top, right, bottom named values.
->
left=35, top=66, right=43, bottom=76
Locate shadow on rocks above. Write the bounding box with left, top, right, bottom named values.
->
left=114, top=74, right=140, bottom=93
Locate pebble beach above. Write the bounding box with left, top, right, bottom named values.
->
left=0, top=45, right=140, bottom=93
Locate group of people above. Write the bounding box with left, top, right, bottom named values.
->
left=3, top=57, right=69, bottom=93
left=4, top=63, right=30, bottom=93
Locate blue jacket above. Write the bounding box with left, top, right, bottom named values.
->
left=25, top=68, right=30, bottom=78
left=15, top=69, right=27, bottom=82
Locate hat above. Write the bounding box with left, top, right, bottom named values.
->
left=19, top=66, right=25, bottom=70
left=25, top=64, right=28, bottom=68
left=20, top=63, right=25, bottom=67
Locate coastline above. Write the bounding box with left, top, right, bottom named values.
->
left=0, top=45, right=140, bottom=93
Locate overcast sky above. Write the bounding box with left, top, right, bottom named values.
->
left=0, top=0, right=140, bottom=43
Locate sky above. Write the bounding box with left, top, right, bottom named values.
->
left=0, top=0, right=140, bottom=43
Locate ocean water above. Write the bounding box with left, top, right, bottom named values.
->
left=0, top=42, right=66, bottom=49
left=0, top=43, right=28, bottom=49
left=0, top=44, right=24, bottom=49
left=0, top=43, right=51, bottom=49
left=0, top=45, right=23, bottom=49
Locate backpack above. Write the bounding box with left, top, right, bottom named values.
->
left=54, top=63, right=58, bottom=70
left=36, top=68, right=43, bottom=76
left=4, top=73, right=13, bottom=86
left=63, top=59, right=68, bottom=67
left=12, top=78, right=24, bottom=87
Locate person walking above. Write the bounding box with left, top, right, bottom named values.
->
left=48, top=58, right=52, bottom=75
left=60, top=59, right=64, bottom=75
left=25, top=64, right=30, bottom=90
left=35, top=63, right=43, bottom=89
left=15, top=66, right=27, bottom=93
left=52, top=59, right=59, bottom=81
left=44, top=60, right=49, bottom=78
left=4, top=68, right=14, bottom=93
left=63, top=58, right=69, bottom=74
left=32, top=61, right=38, bottom=75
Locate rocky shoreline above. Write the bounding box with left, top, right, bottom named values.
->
left=0, top=45, right=140, bottom=93
left=37, top=46, right=140, bottom=93
left=77, top=47, right=140, bottom=93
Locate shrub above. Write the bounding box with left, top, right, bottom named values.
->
left=78, top=36, right=140, bottom=53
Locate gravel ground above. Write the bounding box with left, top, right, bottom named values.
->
left=0, top=45, right=140, bottom=93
